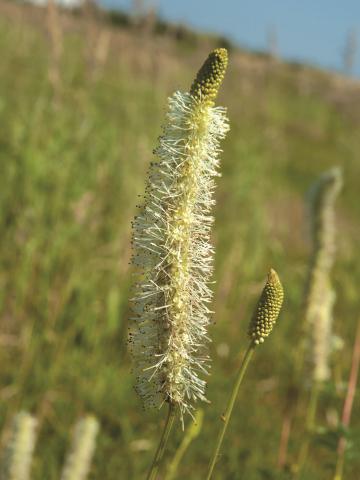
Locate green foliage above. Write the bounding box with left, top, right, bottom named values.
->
left=0, top=7, right=359, bottom=479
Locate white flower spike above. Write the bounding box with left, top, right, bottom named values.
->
left=129, top=49, right=229, bottom=420
left=306, top=167, right=343, bottom=383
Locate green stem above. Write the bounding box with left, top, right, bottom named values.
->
left=294, top=381, right=321, bottom=478
left=277, top=320, right=308, bottom=470
left=165, top=409, right=204, bottom=480
left=333, top=450, right=345, bottom=480
left=206, top=342, right=256, bottom=480
left=147, top=402, right=176, bottom=480
left=333, top=320, right=360, bottom=480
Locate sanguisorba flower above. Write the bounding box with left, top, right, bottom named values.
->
left=305, top=167, right=342, bottom=382
left=130, top=49, right=229, bottom=418
left=61, top=416, right=99, bottom=480
left=1, top=412, right=38, bottom=480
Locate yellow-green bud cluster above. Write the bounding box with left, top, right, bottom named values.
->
left=190, top=48, right=228, bottom=106
left=248, top=269, right=284, bottom=345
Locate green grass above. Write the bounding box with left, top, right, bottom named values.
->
left=0, top=5, right=360, bottom=479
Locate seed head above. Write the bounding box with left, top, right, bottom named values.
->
left=248, top=269, right=284, bottom=345
left=190, top=48, right=228, bottom=106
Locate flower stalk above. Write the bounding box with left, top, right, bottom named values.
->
left=206, top=343, right=255, bottom=480
left=334, top=320, right=360, bottom=480
left=165, top=408, right=204, bottom=480
left=146, top=403, right=177, bottom=480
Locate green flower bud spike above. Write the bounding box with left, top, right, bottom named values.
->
left=248, top=268, right=284, bottom=345
left=190, top=48, right=228, bottom=106
left=207, top=269, right=284, bottom=480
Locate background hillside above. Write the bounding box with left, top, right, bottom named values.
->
left=0, top=1, right=359, bottom=478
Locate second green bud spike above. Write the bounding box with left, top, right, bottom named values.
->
left=248, top=268, right=284, bottom=345
left=207, top=269, right=284, bottom=480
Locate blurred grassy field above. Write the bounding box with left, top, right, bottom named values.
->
left=0, top=2, right=360, bottom=479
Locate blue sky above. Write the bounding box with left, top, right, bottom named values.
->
left=101, top=0, right=360, bottom=78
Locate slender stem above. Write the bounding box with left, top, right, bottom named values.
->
left=206, top=342, right=256, bottom=480
left=165, top=409, right=204, bottom=480
left=277, top=407, right=293, bottom=469
left=294, top=381, right=321, bottom=478
left=334, top=450, right=345, bottom=480
left=334, top=320, right=360, bottom=480
left=277, top=329, right=307, bottom=469
left=147, top=402, right=176, bottom=480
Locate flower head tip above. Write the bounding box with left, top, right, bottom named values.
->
left=248, top=269, right=284, bottom=345
left=190, top=48, right=228, bottom=106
